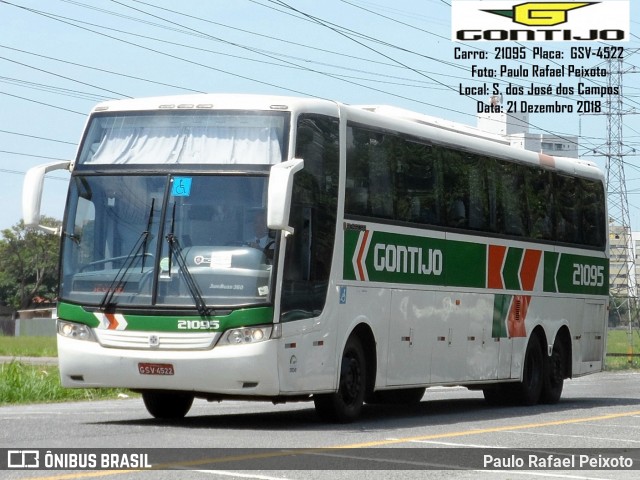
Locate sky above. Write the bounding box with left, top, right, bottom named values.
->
left=1, top=0, right=640, bottom=232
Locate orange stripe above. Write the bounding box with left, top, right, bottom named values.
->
left=519, top=249, right=542, bottom=291
left=105, top=313, right=118, bottom=330
left=507, top=295, right=529, bottom=338
left=487, top=245, right=506, bottom=289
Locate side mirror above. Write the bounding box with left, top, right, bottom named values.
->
left=267, top=158, right=304, bottom=235
left=22, top=161, right=71, bottom=235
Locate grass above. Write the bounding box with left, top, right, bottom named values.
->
left=0, top=335, right=133, bottom=406
left=0, top=335, right=57, bottom=357
left=0, top=362, right=132, bottom=405
left=1, top=329, right=639, bottom=406
left=605, top=328, right=640, bottom=370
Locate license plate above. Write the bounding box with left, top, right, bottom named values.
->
left=138, top=362, right=174, bottom=375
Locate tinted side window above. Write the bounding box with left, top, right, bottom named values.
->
left=281, top=114, right=339, bottom=321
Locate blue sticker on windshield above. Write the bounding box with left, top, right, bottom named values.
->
left=172, top=177, right=192, bottom=197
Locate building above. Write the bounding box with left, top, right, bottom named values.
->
left=610, top=224, right=633, bottom=298
left=477, top=96, right=579, bottom=158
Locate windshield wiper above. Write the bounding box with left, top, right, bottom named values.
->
left=99, top=200, right=155, bottom=310
left=166, top=202, right=212, bottom=317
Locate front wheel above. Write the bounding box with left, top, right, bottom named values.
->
left=367, top=387, right=425, bottom=405
left=314, top=336, right=367, bottom=423
left=142, top=391, right=194, bottom=419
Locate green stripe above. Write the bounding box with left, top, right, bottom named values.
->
left=344, top=230, right=486, bottom=288
left=492, top=294, right=511, bottom=338
left=57, top=302, right=274, bottom=332
left=544, top=251, right=560, bottom=293
left=502, top=247, right=523, bottom=290
left=343, top=229, right=608, bottom=296
left=552, top=253, right=609, bottom=295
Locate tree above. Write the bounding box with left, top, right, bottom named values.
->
left=0, top=217, right=61, bottom=309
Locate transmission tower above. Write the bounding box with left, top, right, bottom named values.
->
left=603, top=55, right=637, bottom=327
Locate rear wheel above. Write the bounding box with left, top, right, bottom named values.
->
left=483, top=335, right=544, bottom=406
left=541, top=339, right=566, bottom=404
left=314, top=336, right=366, bottom=423
left=142, top=391, right=194, bottom=419
left=511, top=334, right=544, bottom=405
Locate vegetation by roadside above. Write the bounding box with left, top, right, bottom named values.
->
left=606, top=328, right=640, bottom=370
left=0, top=362, right=133, bottom=405
left=1, top=329, right=638, bottom=406
left=0, top=335, right=57, bottom=357
left=0, top=336, right=133, bottom=405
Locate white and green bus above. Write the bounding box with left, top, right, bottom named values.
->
left=23, top=94, right=608, bottom=422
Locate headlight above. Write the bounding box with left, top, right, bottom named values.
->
left=222, top=326, right=272, bottom=345
left=57, top=320, right=95, bottom=342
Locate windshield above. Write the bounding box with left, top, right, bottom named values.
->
left=78, top=111, right=287, bottom=165
left=61, top=174, right=274, bottom=309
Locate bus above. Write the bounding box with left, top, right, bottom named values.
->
left=23, top=94, right=608, bottom=422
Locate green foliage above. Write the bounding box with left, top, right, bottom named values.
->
left=0, top=217, right=61, bottom=309
left=0, top=362, right=131, bottom=405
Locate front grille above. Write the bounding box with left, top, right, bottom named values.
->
left=94, top=329, right=220, bottom=350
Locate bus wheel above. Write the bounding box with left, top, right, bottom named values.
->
left=482, top=385, right=507, bottom=406
left=541, top=339, right=565, bottom=404
left=513, top=334, right=544, bottom=406
left=367, top=387, right=426, bottom=405
left=142, top=391, right=194, bottom=419
left=314, top=336, right=366, bottom=423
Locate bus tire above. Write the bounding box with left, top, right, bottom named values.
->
left=367, top=387, right=426, bottom=405
left=314, top=336, right=366, bottom=423
left=142, top=391, right=194, bottom=419
left=541, top=338, right=565, bottom=404
left=482, top=385, right=508, bottom=406
left=512, top=334, right=544, bottom=406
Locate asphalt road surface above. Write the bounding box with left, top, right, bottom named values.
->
left=1, top=371, right=639, bottom=479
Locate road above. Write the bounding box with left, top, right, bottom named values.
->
left=1, top=371, right=640, bottom=479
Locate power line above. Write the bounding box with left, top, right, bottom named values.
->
left=0, top=54, right=130, bottom=99
left=0, top=129, right=76, bottom=145
left=0, top=44, right=206, bottom=94
left=2, top=0, right=638, bottom=152
left=0, top=75, right=112, bottom=102
left=0, top=151, right=72, bottom=162
left=2, top=0, right=317, bottom=98
left=0, top=167, right=69, bottom=182
left=267, top=0, right=591, bottom=149
left=0, top=91, right=86, bottom=115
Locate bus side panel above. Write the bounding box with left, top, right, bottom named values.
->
left=277, top=317, right=336, bottom=393
left=575, top=299, right=607, bottom=375
left=336, top=286, right=391, bottom=391
left=387, top=290, right=501, bottom=386
left=386, top=289, right=433, bottom=386
left=277, top=286, right=391, bottom=394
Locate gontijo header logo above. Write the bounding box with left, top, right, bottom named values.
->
left=485, top=2, right=596, bottom=27
left=452, top=1, right=629, bottom=42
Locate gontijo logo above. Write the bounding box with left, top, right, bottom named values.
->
left=484, top=2, right=596, bottom=27
left=452, top=1, right=629, bottom=42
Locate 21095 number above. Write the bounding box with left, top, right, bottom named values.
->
left=177, top=319, right=220, bottom=330
left=573, top=263, right=604, bottom=287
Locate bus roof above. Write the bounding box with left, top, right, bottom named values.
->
left=88, top=94, right=602, bottom=181
left=90, top=93, right=340, bottom=116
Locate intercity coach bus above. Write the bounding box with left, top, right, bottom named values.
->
left=23, top=94, right=608, bottom=422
